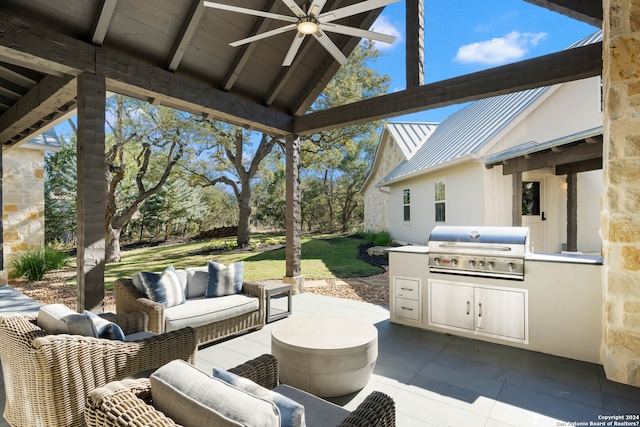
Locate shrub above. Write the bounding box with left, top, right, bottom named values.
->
left=8, top=246, right=69, bottom=281
left=359, top=230, right=394, bottom=247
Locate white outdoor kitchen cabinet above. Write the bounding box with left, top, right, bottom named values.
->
left=428, top=279, right=527, bottom=342
left=393, top=277, right=421, bottom=322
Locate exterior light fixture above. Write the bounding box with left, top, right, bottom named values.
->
left=297, top=18, right=318, bottom=34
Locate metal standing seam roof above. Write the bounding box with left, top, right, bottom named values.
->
left=386, top=122, right=438, bottom=160
left=377, top=30, right=603, bottom=187
left=361, top=122, right=437, bottom=192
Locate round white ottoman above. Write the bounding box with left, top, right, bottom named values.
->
left=270, top=314, right=378, bottom=397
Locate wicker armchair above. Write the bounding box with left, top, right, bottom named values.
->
left=115, top=277, right=265, bottom=346
left=85, top=354, right=396, bottom=427
left=0, top=313, right=198, bottom=427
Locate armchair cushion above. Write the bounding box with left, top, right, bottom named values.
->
left=84, top=310, right=126, bottom=341
left=38, top=304, right=93, bottom=335
left=206, top=260, right=243, bottom=297
left=150, top=360, right=280, bottom=427
left=139, top=265, right=186, bottom=308
left=213, top=367, right=306, bottom=427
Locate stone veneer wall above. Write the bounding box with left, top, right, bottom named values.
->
left=602, top=0, right=640, bottom=387
left=3, top=147, right=45, bottom=263
left=363, top=136, right=406, bottom=232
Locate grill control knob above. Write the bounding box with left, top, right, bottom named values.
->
left=450, top=258, right=458, bottom=266
left=468, top=260, right=476, bottom=267
left=433, top=257, right=440, bottom=265
left=487, top=261, right=495, bottom=270
left=508, top=262, right=516, bottom=271
left=477, top=260, right=485, bottom=267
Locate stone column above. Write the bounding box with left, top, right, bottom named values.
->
left=0, top=144, right=4, bottom=284
left=76, top=73, right=106, bottom=313
left=283, top=134, right=304, bottom=293
left=602, top=0, right=640, bottom=386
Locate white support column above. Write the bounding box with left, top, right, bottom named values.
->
left=76, top=73, right=106, bottom=313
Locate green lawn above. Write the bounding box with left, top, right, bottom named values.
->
left=102, top=233, right=383, bottom=288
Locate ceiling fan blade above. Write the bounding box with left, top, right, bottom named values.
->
left=280, top=0, right=306, bottom=18
left=308, top=0, right=328, bottom=17
left=312, top=30, right=347, bottom=65
left=203, top=1, right=297, bottom=23
left=282, top=32, right=306, bottom=66
left=318, top=0, right=400, bottom=23
left=230, top=23, right=297, bottom=47
left=319, top=23, right=396, bottom=44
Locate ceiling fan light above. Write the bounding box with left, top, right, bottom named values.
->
left=297, top=18, right=318, bottom=34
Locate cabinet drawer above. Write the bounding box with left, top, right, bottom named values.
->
left=395, top=297, right=420, bottom=321
left=395, top=277, right=420, bottom=300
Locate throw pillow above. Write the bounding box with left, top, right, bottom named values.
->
left=84, top=310, right=126, bottom=341
left=139, top=265, right=186, bottom=307
left=150, top=360, right=280, bottom=427
left=205, top=261, right=243, bottom=298
left=38, top=304, right=79, bottom=334
left=213, top=368, right=306, bottom=427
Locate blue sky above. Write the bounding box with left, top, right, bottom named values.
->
left=368, top=0, right=600, bottom=123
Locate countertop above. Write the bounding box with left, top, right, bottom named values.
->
left=386, top=245, right=603, bottom=265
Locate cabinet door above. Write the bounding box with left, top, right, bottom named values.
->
left=475, top=287, right=526, bottom=340
left=429, top=281, right=474, bottom=330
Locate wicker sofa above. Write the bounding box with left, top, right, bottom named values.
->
left=85, top=354, right=396, bottom=427
left=0, top=313, right=198, bottom=427
left=115, top=266, right=265, bottom=346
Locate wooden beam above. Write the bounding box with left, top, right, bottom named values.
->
left=513, top=172, right=523, bottom=226
left=555, top=157, right=602, bottom=174
left=167, top=0, right=205, bottom=72
left=0, top=13, right=293, bottom=136
left=91, top=0, right=118, bottom=46
left=566, top=172, right=578, bottom=252
left=294, top=42, right=602, bottom=134
left=523, top=0, right=602, bottom=27
left=0, top=74, right=76, bottom=147
left=406, top=0, right=424, bottom=88
left=502, top=140, right=603, bottom=175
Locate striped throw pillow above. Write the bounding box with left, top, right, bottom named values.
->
left=139, top=265, right=186, bottom=308
left=205, top=261, right=243, bottom=297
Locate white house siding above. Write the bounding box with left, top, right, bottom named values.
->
left=388, top=163, right=488, bottom=244
left=363, top=134, right=406, bottom=232
left=577, top=170, right=603, bottom=254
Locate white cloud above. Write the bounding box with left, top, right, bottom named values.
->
left=370, top=15, right=403, bottom=50
left=453, top=31, right=548, bottom=65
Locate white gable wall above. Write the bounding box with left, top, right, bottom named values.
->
left=484, top=77, right=602, bottom=158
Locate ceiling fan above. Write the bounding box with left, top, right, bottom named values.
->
left=203, top=0, right=399, bottom=66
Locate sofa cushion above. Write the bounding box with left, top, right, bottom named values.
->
left=138, top=265, right=186, bottom=308
left=38, top=304, right=93, bottom=335
left=164, top=294, right=259, bottom=332
left=184, top=266, right=208, bottom=299
left=213, top=368, right=305, bottom=427
left=274, top=385, right=350, bottom=427
left=84, top=310, right=126, bottom=341
left=205, top=261, right=243, bottom=297
left=150, top=360, right=280, bottom=427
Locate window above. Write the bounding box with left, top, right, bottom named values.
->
left=435, top=180, right=446, bottom=222
left=522, top=181, right=541, bottom=215
left=403, top=188, right=411, bottom=221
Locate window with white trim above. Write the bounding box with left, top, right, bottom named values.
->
left=403, top=188, right=411, bottom=222
left=435, top=180, right=446, bottom=222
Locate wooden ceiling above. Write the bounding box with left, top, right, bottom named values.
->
left=0, top=0, right=602, bottom=147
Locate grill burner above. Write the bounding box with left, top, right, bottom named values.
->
left=427, top=226, right=530, bottom=280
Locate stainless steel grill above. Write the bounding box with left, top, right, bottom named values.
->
left=427, top=226, right=530, bottom=280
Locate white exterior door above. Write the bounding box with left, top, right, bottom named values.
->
left=522, top=178, right=547, bottom=252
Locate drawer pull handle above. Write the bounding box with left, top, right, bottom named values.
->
left=466, top=301, right=470, bottom=315
left=400, top=287, right=413, bottom=291
left=401, top=307, right=414, bottom=311
left=478, top=302, right=482, bottom=317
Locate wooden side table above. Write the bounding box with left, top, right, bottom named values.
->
left=264, top=282, right=292, bottom=323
